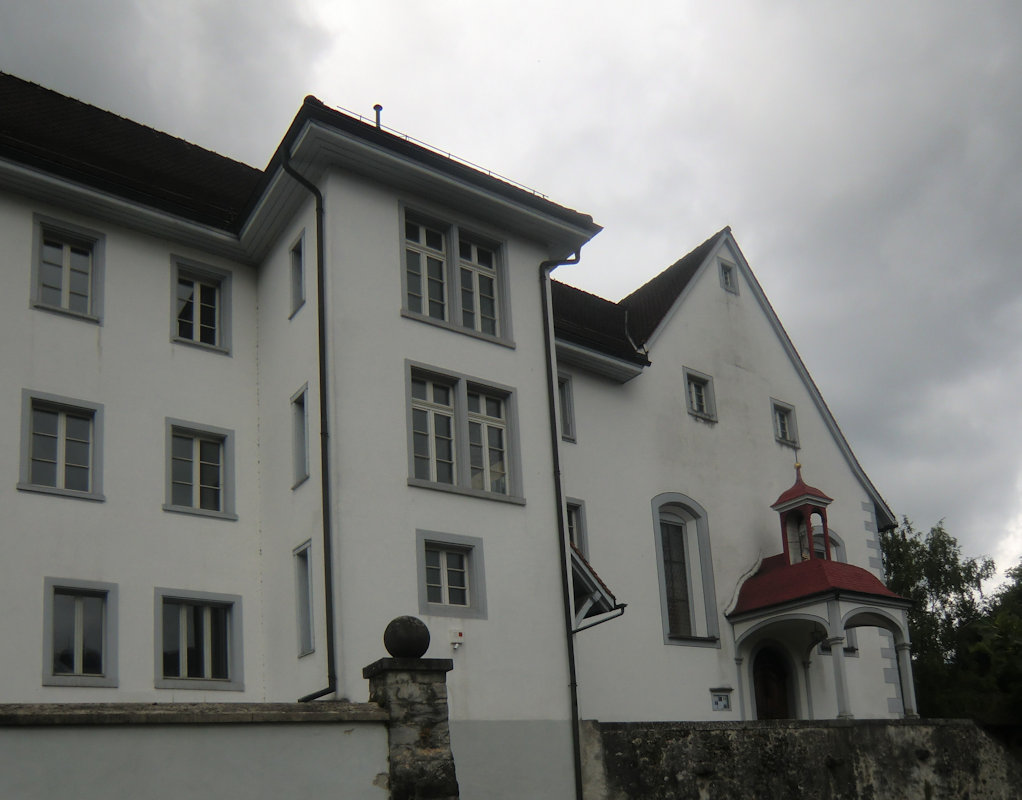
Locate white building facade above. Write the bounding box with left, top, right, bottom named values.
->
left=0, top=73, right=914, bottom=799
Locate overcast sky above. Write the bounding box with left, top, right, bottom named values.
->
left=3, top=0, right=1021, bottom=583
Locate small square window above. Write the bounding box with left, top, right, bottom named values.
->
left=164, top=419, right=236, bottom=519
left=43, top=578, right=118, bottom=687
left=416, top=531, right=487, bottom=619
left=31, top=215, right=105, bottom=322
left=294, top=542, right=314, bottom=657
left=684, top=369, right=717, bottom=422
left=18, top=390, right=104, bottom=501
left=290, top=234, right=305, bottom=317
left=771, top=400, right=799, bottom=447
left=155, top=588, right=243, bottom=690
left=719, top=261, right=738, bottom=295
left=558, top=374, right=576, bottom=442
left=291, top=385, right=309, bottom=488
left=172, top=258, right=232, bottom=353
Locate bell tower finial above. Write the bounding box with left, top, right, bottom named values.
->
left=771, top=463, right=834, bottom=564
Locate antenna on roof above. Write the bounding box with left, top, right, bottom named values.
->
left=373, top=104, right=382, bottom=129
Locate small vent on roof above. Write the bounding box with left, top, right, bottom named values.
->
left=373, top=104, right=382, bottom=129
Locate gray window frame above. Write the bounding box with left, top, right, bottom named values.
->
left=651, top=493, right=720, bottom=647
left=566, top=498, right=589, bottom=557
left=42, top=577, right=118, bottom=687
left=291, top=384, right=310, bottom=489
left=416, top=530, right=487, bottom=620
left=171, top=257, right=232, bottom=355
left=31, top=214, right=105, bottom=323
left=400, top=207, right=514, bottom=347
left=405, top=360, right=525, bottom=504
left=289, top=231, right=306, bottom=318
left=293, top=540, right=315, bottom=657
left=719, top=259, right=739, bottom=295
left=558, top=373, right=576, bottom=442
left=771, top=398, right=799, bottom=447
left=154, top=587, right=244, bottom=691
left=683, top=367, right=717, bottom=422
left=18, top=389, right=105, bottom=502
left=163, top=418, right=237, bottom=520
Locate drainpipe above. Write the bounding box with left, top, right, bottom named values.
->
left=283, top=158, right=339, bottom=703
left=539, top=252, right=584, bottom=800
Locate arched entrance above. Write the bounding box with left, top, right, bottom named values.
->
left=753, top=646, right=793, bottom=719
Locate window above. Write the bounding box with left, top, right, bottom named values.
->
left=416, top=531, right=487, bottom=619
left=719, top=260, right=738, bottom=295
left=155, top=588, right=243, bottom=690
left=771, top=399, right=799, bottom=447
left=164, top=419, right=236, bottom=519
left=684, top=368, right=717, bottom=422
left=566, top=499, right=588, bottom=556
left=407, top=363, right=522, bottom=501
left=43, top=578, right=117, bottom=687
left=172, top=258, right=232, bottom=353
left=558, top=374, right=576, bottom=442
left=31, top=214, right=105, bottom=321
left=290, top=233, right=305, bottom=317
left=292, top=385, right=309, bottom=488
left=651, top=493, right=719, bottom=646
left=402, top=211, right=509, bottom=342
left=294, top=542, right=314, bottom=657
left=18, top=390, right=104, bottom=501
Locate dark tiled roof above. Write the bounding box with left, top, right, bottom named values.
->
left=729, top=554, right=903, bottom=617
left=0, top=72, right=263, bottom=230
left=551, top=281, right=649, bottom=366
left=619, top=227, right=730, bottom=345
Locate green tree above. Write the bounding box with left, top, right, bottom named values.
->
left=879, top=518, right=995, bottom=717
left=965, top=560, right=1022, bottom=724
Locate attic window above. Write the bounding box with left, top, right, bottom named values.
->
left=719, top=261, right=738, bottom=295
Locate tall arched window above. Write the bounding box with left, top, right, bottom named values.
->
left=652, top=493, right=719, bottom=646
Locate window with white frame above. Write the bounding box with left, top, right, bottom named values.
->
left=155, top=588, right=243, bottom=690
left=558, top=374, right=576, bottom=442
left=293, top=542, right=314, bottom=657
left=652, top=493, right=719, bottom=646
left=18, top=390, right=104, bottom=501
left=771, top=399, right=799, bottom=447
left=566, top=499, right=588, bottom=556
left=290, top=234, right=305, bottom=316
left=292, top=385, right=309, bottom=488
left=31, top=215, right=105, bottom=321
left=408, top=364, right=521, bottom=500
left=719, top=260, right=739, bottom=295
left=173, top=259, right=231, bottom=352
left=403, top=212, right=508, bottom=341
left=416, top=531, right=487, bottom=619
left=684, top=368, right=717, bottom=422
left=164, top=419, right=236, bottom=519
left=43, top=578, right=117, bottom=687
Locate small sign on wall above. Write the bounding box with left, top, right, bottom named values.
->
left=710, top=688, right=732, bottom=711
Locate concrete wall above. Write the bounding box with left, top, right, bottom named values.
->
left=582, top=718, right=1022, bottom=800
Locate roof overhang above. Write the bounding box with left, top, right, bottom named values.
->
left=555, top=339, right=645, bottom=383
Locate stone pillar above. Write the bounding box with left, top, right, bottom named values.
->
left=826, top=636, right=853, bottom=719
left=895, top=641, right=919, bottom=718
left=363, top=616, right=459, bottom=800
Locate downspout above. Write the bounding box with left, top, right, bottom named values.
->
left=539, top=253, right=584, bottom=800
left=283, top=159, right=339, bottom=703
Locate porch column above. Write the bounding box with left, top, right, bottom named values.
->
left=825, top=636, right=853, bottom=718
left=734, top=656, right=747, bottom=721
left=896, top=642, right=919, bottom=718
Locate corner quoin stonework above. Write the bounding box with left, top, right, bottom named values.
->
left=363, top=657, right=459, bottom=800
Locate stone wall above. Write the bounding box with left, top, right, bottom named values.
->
left=582, top=718, right=1022, bottom=800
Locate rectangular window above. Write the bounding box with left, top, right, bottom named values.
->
left=19, top=390, right=104, bottom=501
left=771, top=399, right=799, bottom=447
left=684, top=368, right=717, bottom=421
left=31, top=215, right=105, bottom=321
left=172, top=258, right=232, bottom=353
left=416, top=531, right=487, bottom=619
left=292, top=385, right=309, bottom=488
left=660, top=514, right=693, bottom=637
left=294, top=542, right=314, bottom=656
left=43, top=578, right=118, bottom=687
left=719, top=260, right=739, bottom=295
left=558, top=374, right=576, bottom=442
left=155, top=588, right=243, bottom=690
left=566, top=499, right=588, bottom=556
left=164, top=419, right=236, bottom=519
left=408, top=363, right=521, bottom=500
left=290, top=234, right=305, bottom=316
left=402, top=211, right=509, bottom=342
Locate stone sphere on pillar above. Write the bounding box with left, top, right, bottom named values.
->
left=383, top=615, right=431, bottom=658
